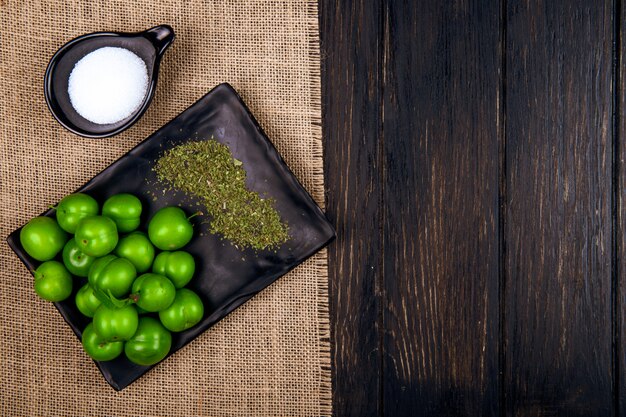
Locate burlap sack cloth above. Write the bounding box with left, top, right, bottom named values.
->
left=0, top=1, right=331, bottom=416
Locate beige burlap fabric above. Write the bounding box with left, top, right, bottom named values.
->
left=0, top=1, right=331, bottom=416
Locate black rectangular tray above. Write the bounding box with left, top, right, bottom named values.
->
left=6, top=83, right=335, bottom=390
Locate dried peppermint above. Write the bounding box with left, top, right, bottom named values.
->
left=154, top=139, right=289, bottom=251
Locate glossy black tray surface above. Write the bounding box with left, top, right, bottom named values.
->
left=6, top=83, right=335, bottom=390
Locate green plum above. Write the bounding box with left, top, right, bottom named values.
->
left=102, top=193, right=142, bottom=233
left=93, top=304, right=139, bottom=342
left=75, top=216, right=118, bottom=257
left=87, top=254, right=116, bottom=283
left=152, top=251, right=195, bottom=288
left=81, top=322, right=124, bottom=361
left=115, top=231, right=155, bottom=273
left=20, top=216, right=68, bottom=261
left=62, top=239, right=95, bottom=277
left=88, top=255, right=136, bottom=298
left=131, top=273, right=176, bottom=312
left=158, top=289, right=204, bottom=332
left=33, top=260, right=72, bottom=302
left=55, top=193, right=99, bottom=233
left=147, top=207, right=193, bottom=250
left=124, top=317, right=172, bottom=366
left=75, top=283, right=102, bottom=318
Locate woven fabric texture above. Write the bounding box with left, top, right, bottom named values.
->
left=0, top=1, right=330, bottom=416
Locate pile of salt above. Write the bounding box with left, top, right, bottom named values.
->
left=68, top=47, right=149, bottom=125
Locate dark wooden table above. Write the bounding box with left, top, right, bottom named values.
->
left=320, top=1, right=623, bottom=416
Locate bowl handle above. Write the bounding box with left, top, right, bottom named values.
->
left=144, top=25, right=175, bottom=56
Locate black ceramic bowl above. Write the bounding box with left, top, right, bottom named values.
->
left=44, top=25, right=174, bottom=138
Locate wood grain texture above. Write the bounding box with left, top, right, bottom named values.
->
left=319, top=1, right=383, bottom=416
left=381, top=1, right=501, bottom=415
left=505, top=1, right=614, bottom=415
left=321, top=0, right=620, bottom=415
left=613, top=1, right=626, bottom=416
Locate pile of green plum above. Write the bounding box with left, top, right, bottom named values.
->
left=19, top=192, right=205, bottom=366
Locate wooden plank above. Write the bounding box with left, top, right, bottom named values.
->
left=618, top=0, right=626, bottom=413
left=505, top=1, right=614, bottom=415
left=381, top=1, right=501, bottom=415
left=319, top=1, right=383, bottom=416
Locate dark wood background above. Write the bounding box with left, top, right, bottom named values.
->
left=320, top=0, right=622, bottom=415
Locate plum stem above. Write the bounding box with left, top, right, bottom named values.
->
left=187, top=211, right=202, bottom=220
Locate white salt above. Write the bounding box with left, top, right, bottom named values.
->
left=68, top=47, right=149, bottom=125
